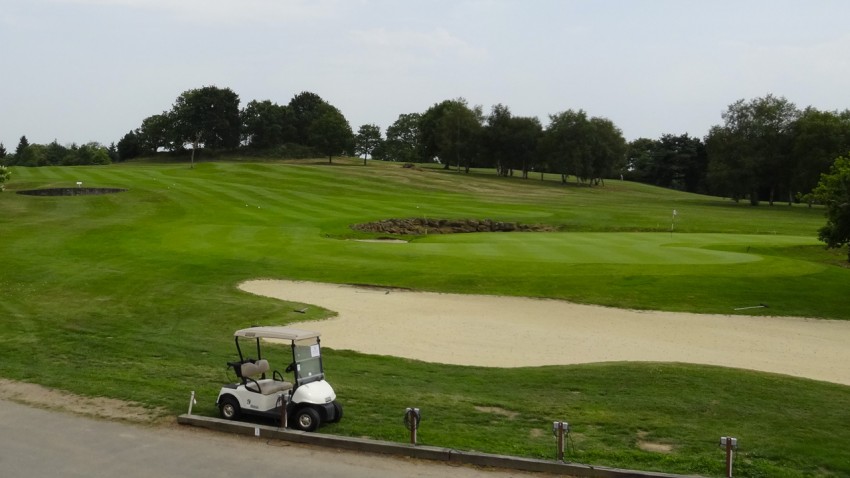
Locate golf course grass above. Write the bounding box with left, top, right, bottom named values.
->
left=1, top=157, right=848, bottom=477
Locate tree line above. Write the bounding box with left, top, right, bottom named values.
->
left=115, top=87, right=353, bottom=164
left=368, top=99, right=626, bottom=186
left=1, top=88, right=848, bottom=258
left=3, top=88, right=849, bottom=203
left=627, top=95, right=850, bottom=206
left=0, top=135, right=115, bottom=167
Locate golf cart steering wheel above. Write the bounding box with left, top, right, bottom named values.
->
left=285, top=362, right=295, bottom=373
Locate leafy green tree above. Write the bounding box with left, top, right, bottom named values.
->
left=420, top=98, right=481, bottom=172
left=0, top=165, right=10, bottom=191
left=354, top=124, right=382, bottom=165
left=542, top=109, right=592, bottom=184
left=628, top=134, right=707, bottom=192
left=66, top=143, right=111, bottom=165
left=44, top=140, right=68, bottom=166
left=384, top=113, right=422, bottom=163
left=587, top=116, right=627, bottom=185
left=15, top=136, right=29, bottom=158
left=0, top=143, right=7, bottom=159
left=309, top=106, right=353, bottom=163
left=288, top=91, right=329, bottom=146
left=625, top=138, right=658, bottom=182
left=107, top=142, right=119, bottom=163
left=117, top=130, right=142, bottom=160
left=241, top=100, right=291, bottom=149
left=482, top=105, right=542, bottom=178
left=706, top=94, right=799, bottom=205
left=139, top=113, right=175, bottom=153
left=542, top=110, right=625, bottom=186
left=171, top=86, right=242, bottom=154
left=706, top=125, right=750, bottom=202
left=508, top=116, right=543, bottom=179
left=14, top=143, right=45, bottom=166
left=482, top=104, right=514, bottom=175
left=806, top=155, right=850, bottom=261
left=790, top=108, right=850, bottom=204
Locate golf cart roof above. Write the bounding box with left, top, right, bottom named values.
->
left=234, top=326, right=321, bottom=341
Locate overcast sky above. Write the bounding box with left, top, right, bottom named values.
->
left=2, top=0, right=849, bottom=150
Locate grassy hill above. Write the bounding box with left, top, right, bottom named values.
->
left=1, top=157, right=848, bottom=477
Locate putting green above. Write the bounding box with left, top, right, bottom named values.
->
left=351, top=232, right=820, bottom=266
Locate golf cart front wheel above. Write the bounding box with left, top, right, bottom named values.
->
left=330, top=400, right=343, bottom=423
left=219, top=396, right=241, bottom=420
left=293, top=407, right=321, bottom=432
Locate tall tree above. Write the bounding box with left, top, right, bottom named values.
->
left=706, top=94, right=799, bottom=205
left=241, top=99, right=291, bottom=149
left=354, top=124, right=382, bottom=165
left=420, top=98, right=482, bottom=171
left=625, top=137, right=658, bottom=182
left=805, top=154, right=850, bottom=261
left=171, top=86, right=242, bottom=154
left=139, top=113, right=176, bottom=153
left=44, top=140, right=68, bottom=166
left=0, top=143, right=7, bottom=159
left=630, top=134, right=707, bottom=192
left=508, top=116, right=543, bottom=179
left=482, top=104, right=514, bottom=175
left=587, top=116, right=627, bottom=185
left=790, top=108, right=850, bottom=204
left=705, top=125, right=748, bottom=201
left=482, top=105, right=542, bottom=178
left=14, top=143, right=45, bottom=166
left=287, top=91, right=329, bottom=146
left=542, top=110, right=592, bottom=184
left=14, top=136, right=29, bottom=158
left=309, top=106, right=353, bottom=163
left=117, top=130, right=142, bottom=160
left=384, top=113, right=422, bottom=163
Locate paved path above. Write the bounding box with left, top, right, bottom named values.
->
left=0, top=399, right=548, bottom=478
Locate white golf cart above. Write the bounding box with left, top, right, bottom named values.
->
left=215, top=326, right=342, bottom=432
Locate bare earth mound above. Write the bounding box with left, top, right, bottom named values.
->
left=240, top=280, right=850, bottom=386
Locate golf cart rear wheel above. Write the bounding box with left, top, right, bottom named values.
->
left=219, top=396, right=241, bottom=420
left=293, top=407, right=321, bottom=432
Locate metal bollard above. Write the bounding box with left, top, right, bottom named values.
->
left=404, top=408, right=421, bottom=445
left=552, top=421, right=569, bottom=461
left=719, top=436, right=738, bottom=477
left=188, top=391, right=197, bottom=415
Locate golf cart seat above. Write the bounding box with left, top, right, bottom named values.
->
left=239, top=359, right=292, bottom=395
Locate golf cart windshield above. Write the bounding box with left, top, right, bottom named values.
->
left=293, top=337, right=323, bottom=384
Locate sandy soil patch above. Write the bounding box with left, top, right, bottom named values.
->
left=0, top=379, right=165, bottom=422
left=240, top=280, right=850, bottom=386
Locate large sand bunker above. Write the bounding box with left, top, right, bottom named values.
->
left=240, top=280, right=850, bottom=386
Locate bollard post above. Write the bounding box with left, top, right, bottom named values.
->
left=552, top=421, right=569, bottom=461
left=404, top=408, right=421, bottom=445
left=188, top=391, right=196, bottom=415
left=720, top=436, right=738, bottom=477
